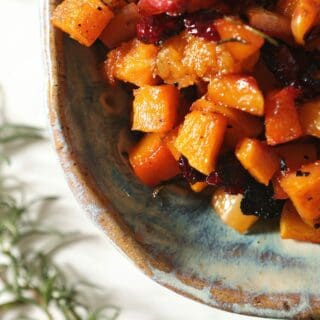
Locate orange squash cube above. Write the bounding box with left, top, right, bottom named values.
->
left=99, top=3, right=140, bottom=48
left=265, top=87, right=303, bottom=145
left=106, top=39, right=158, bottom=86
left=52, top=0, right=114, bottom=47
left=132, top=85, right=179, bottom=133
left=275, top=142, right=318, bottom=170
left=191, top=98, right=263, bottom=137
left=212, top=188, right=259, bottom=234
left=272, top=142, right=318, bottom=199
left=299, top=98, right=320, bottom=138
left=207, top=75, right=264, bottom=116
left=236, top=138, right=280, bottom=185
left=281, top=201, right=320, bottom=243
left=191, top=98, right=263, bottom=149
left=190, top=182, right=208, bottom=193
left=272, top=177, right=289, bottom=200
left=163, top=127, right=181, bottom=160
left=174, top=110, right=228, bottom=175
left=280, top=161, right=320, bottom=227
left=291, top=0, right=320, bottom=44
left=129, top=133, right=180, bottom=187
left=214, top=18, right=264, bottom=61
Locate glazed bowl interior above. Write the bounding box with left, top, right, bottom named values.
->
left=44, top=1, right=320, bottom=318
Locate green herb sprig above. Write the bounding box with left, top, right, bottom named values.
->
left=0, top=91, right=120, bottom=319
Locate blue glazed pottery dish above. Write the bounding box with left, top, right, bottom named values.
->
left=43, top=1, right=320, bottom=318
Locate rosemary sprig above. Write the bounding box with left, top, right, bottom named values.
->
left=0, top=93, right=119, bottom=319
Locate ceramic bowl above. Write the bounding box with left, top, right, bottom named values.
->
left=42, top=1, right=320, bottom=318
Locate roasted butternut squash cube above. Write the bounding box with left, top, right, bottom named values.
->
left=99, top=3, right=140, bottom=48
left=129, top=133, right=180, bottom=187
left=212, top=188, right=259, bottom=234
left=272, top=142, right=318, bottom=199
left=272, top=177, right=289, bottom=200
left=174, top=110, right=227, bottom=175
left=275, top=142, right=318, bottom=170
left=163, top=127, right=181, bottom=160
left=208, top=75, right=264, bottom=116
left=132, top=85, right=179, bottom=133
left=214, top=18, right=264, bottom=61
left=182, top=35, right=218, bottom=81
left=156, top=33, right=195, bottom=88
left=291, top=0, right=320, bottom=44
left=190, top=182, right=208, bottom=193
left=52, top=0, right=114, bottom=47
left=299, top=98, right=320, bottom=138
left=247, top=8, right=293, bottom=42
left=106, top=39, right=158, bottom=86
left=265, top=87, right=302, bottom=145
left=236, top=138, right=280, bottom=185
left=191, top=98, right=263, bottom=137
left=280, top=161, right=320, bottom=227
left=281, top=201, right=320, bottom=243
left=156, top=33, right=240, bottom=88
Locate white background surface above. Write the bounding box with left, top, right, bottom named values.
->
left=0, top=1, right=274, bottom=319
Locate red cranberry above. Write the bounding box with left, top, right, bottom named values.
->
left=184, top=10, right=221, bottom=41
left=138, top=0, right=187, bottom=16
left=136, top=14, right=183, bottom=44
left=178, top=156, right=206, bottom=185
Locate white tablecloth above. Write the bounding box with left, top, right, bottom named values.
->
left=0, top=1, right=274, bottom=319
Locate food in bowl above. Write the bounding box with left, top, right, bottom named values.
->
left=52, top=0, right=320, bottom=242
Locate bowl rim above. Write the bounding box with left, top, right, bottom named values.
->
left=42, top=1, right=319, bottom=319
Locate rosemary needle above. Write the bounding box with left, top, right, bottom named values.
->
left=0, top=118, right=119, bottom=319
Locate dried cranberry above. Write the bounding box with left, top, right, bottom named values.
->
left=262, top=43, right=320, bottom=100
left=206, top=154, right=251, bottom=195
left=136, top=14, right=183, bottom=44
left=241, top=181, right=285, bottom=219
left=262, top=43, right=299, bottom=87
left=184, top=10, right=221, bottom=41
left=178, top=156, right=206, bottom=185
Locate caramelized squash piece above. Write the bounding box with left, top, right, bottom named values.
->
left=281, top=201, right=320, bottom=243
left=132, top=85, right=179, bottom=133
left=191, top=98, right=263, bottom=137
left=265, top=87, right=302, bottom=145
left=99, top=3, right=140, bottom=48
left=212, top=188, right=258, bottom=234
left=236, top=138, right=280, bottom=185
left=208, top=75, right=264, bottom=116
left=190, top=182, right=208, bottom=193
left=163, top=127, right=181, bottom=160
left=191, top=98, right=263, bottom=149
left=52, top=0, right=114, bottom=47
left=129, top=133, right=180, bottom=187
left=214, top=18, right=264, bottom=61
left=280, top=161, right=320, bottom=227
left=291, top=0, right=320, bottom=44
left=156, top=33, right=241, bottom=88
left=106, top=39, right=158, bottom=86
left=247, top=8, right=293, bottom=42
left=299, top=98, right=320, bottom=138
left=273, top=142, right=318, bottom=199
left=156, top=33, right=194, bottom=88
left=175, top=110, right=227, bottom=175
